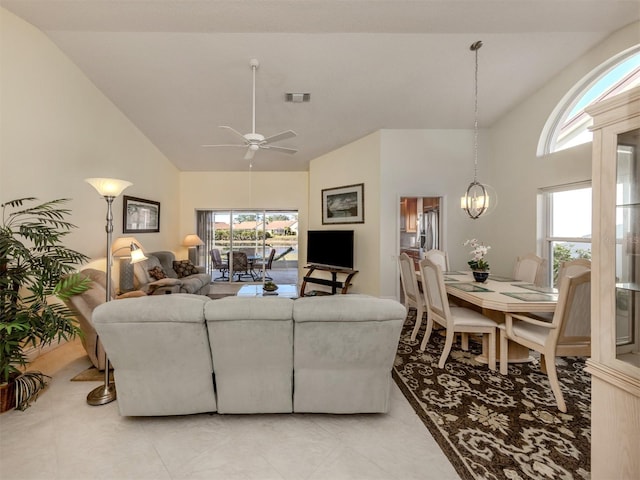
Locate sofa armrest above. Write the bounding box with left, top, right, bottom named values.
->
left=116, top=290, right=147, bottom=299
left=147, top=278, right=182, bottom=295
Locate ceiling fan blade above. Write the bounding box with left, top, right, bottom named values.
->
left=244, top=147, right=256, bottom=161
left=262, top=145, right=298, bottom=154
left=219, top=125, right=248, bottom=142
left=263, top=130, right=297, bottom=144
left=201, top=144, right=245, bottom=148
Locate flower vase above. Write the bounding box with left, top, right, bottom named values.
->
left=472, top=270, right=489, bottom=283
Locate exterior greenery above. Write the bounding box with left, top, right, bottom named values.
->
left=0, top=198, right=90, bottom=384
left=553, top=243, right=592, bottom=286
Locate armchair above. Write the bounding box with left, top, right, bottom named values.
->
left=63, top=268, right=145, bottom=370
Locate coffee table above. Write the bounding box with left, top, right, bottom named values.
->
left=236, top=284, right=298, bottom=299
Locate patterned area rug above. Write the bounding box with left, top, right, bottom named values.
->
left=393, top=310, right=591, bottom=480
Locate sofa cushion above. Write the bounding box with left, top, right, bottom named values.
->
left=173, top=260, right=199, bottom=278
left=178, top=273, right=210, bottom=294
left=148, top=266, right=167, bottom=280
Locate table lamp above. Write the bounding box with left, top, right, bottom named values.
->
left=183, top=234, right=204, bottom=265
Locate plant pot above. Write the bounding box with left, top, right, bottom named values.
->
left=0, top=379, right=16, bottom=413
left=472, top=271, right=490, bottom=283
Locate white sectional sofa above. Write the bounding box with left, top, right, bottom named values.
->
left=93, top=294, right=406, bottom=416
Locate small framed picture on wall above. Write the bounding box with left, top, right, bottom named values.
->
left=123, top=196, right=160, bottom=233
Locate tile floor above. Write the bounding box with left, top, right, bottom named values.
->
left=0, top=339, right=460, bottom=480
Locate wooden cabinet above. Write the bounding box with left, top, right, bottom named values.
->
left=400, top=198, right=417, bottom=232
left=586, top=86, right=640, bottom=480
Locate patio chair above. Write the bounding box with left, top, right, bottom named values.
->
left=231, top=251, right=255, bottom=281
left=210, top=248, right=229, bottom=282
left=254, top=248, right=276, bottom=281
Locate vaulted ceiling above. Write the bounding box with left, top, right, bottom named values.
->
left=3, top=1, right=639, bottom=171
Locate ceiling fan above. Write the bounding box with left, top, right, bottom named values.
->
left=202, top=58, right=297, bottom=161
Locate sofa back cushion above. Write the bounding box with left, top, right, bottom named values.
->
left=133, top=254, right=163, bottom=287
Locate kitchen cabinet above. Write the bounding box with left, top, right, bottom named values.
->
left=400, top=198, right=417, bottom=232
left=586, top=86, right=640, bottom=479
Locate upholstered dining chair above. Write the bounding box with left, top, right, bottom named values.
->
left=253, top=248, right=276, bottom=281
left=398, top=253, right=427, bottom=342
left=499, top=270, right=591, bottom=412
left=557, top=258, right=591, bottom=288
left=513, top=253, right=545, bottom=284
left=420, top=259, right=498, bottom=370
left=423, top=249, right=450, bottom=272
left=210, top=248, right=229, bottom=282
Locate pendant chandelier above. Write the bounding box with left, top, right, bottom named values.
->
left=461, top=40, right=495, bottom=219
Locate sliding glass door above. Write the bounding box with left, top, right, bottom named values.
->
left=197, top=209, right=298, bottom=284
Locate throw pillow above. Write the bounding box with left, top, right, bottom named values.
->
left=173, top=260, right=199, bottom=278
left=148, top=266, right=167, bottom=280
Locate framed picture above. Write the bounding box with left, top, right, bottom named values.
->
left=322, top=183, right=364, bottom=224
left=123, top=196, right=160, bottom=233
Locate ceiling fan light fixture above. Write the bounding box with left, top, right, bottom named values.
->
left=201, top=58, right=298, bottom=160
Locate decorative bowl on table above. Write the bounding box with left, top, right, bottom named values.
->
left=263, top=282, right=278, bottom=292
left=472, top=271, right=490, bottom=283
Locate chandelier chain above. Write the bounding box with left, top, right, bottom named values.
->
left=473, top=41, right=481, bottom=182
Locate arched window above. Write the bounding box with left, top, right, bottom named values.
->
left=538, top=46, right=640, bottom=156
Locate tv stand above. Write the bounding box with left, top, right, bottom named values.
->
left=300, top=264, right=359, bottom=297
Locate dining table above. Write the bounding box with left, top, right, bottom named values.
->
left=442, top=271, right=559, bottom=364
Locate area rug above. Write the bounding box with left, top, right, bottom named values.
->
left=393, top=310, right=591, bottom=480
left=70, top=367, right=113, bottom=382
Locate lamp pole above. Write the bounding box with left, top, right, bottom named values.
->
left=85, top=178, right=132, bottom=406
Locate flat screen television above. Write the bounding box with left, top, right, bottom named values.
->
left=306, top=230, right=354, bottom=269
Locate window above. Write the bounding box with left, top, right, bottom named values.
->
left=196, top=209, right=298, bottom=283
left=538, top=46, right=640, bottom=156
left=541, top=183, right=592, bottom=287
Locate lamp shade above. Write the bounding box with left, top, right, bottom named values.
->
left=112, top=236, right=144, bottom=256
left=129, top=243, right=148, bottom=264
left=85, top=178, right=132, bottom=197
left=183, top=234, right=204, bottom=247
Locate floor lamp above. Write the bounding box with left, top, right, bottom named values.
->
left=85, top=177, right=133, bottom=406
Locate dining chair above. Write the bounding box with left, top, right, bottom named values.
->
left=210, top=248, right=229, bottom=282
left=254, top=248, right=276, bottom=281
left=557, top=258, right=591, bottom=288
left=532, top=258, right=591, bottom=323
left=499, top=270, right=591, bottom=412
left=398, top=253, right=427, bottom=342
left=420, top=259, right=498, bottom=370
left=423, top=249, right=450, bottom=272
left=513, top=253, right=545, bottom=284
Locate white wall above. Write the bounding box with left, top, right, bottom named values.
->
left=485, top=20, right=640, bottom=277
left=309, top=132, right=381, bottom=295
left=0, top=8, right=180, bottom=264
left=379, top=129, right=489, bottom=298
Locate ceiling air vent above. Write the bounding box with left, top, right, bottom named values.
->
left=285, top=93, right=311, bottom=103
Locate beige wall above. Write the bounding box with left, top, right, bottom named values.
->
left=178, top=170, right=308, bottom=273
left=485, top=21, right=640, bottom=277
left=0, top=8, right=180, bottom=264
left=309, top=132, right=381, bottom=295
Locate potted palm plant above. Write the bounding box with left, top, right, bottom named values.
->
left=0, top=198, right=90, bottom=411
